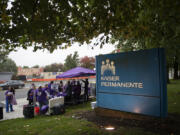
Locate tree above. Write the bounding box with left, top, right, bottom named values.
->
left=23, top=66, right=29, bottom=69
left=0, top=0, right=179, bottom=52
left=112, top=0, right=180, bottom=80
left=0, top=0, right=180, bottom=79
left=0, top=45, right=10, bottom=64
left=0, top=0, right=148, bottom=52
left=0, top=51, right=8, bottom=64
left=44, top=63, right=64, bottom=72
left=0, top=0, right=12, bottom=52
left=64, top=51, right=79, bottom=71
left=114, top=37, right=180, bottom=81
left=80, top=56, right=95, bottom=69
left=32, top=65, right=39, bottom=68
left=0, top=58, right=17, bottom=74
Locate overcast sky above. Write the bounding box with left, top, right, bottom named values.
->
left=8, top=43, right=115, bottom=67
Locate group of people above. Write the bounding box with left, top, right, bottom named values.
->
left=5, top=87, right=17, bottom=113
left=63, top=79, right=89, bottom=102
left=27, top=79, right=89, bottom=110
left=4, top=79, right=89, bottom=113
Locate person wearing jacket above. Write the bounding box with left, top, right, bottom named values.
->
left=82, top=79, right=89, bottom=102
left=5, top=87, right=14, bottom=113
left=65, top=81, right=72, bottom=102
left=27, top=84, right=36, bottom=105
left=74, top=81, right=81, bottom=103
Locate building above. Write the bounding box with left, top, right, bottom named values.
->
left=0, top=72, right=13, bottom=83
left=17, top=67, right=44, bottom=77
left=40, top=72, right=62, bottom=79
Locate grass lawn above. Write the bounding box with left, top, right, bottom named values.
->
left=0, top=80, right=180, bottom=135
left=0, top=104, right=157, bottom=135
left=167, top=80, right=180, bottom=114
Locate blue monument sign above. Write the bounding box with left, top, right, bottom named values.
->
left=96, top=48, right=167, bottom=117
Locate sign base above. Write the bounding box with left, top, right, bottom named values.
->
left=95, top=107, right=160, bottom=120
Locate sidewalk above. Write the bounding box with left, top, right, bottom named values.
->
left=0, top=98, right=28, bottom=121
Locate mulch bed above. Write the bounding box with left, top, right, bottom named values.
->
left=73, top=110, right=180, bottom=135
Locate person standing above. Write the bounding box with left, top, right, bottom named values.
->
left=82, top=79, right=89, bottom=102
left=5, top=87, right=14, bottom=113
left=74, top=81, right=81, bottom=103
left=36, top=86, right=48, bottom=110
left=65, top=81, right=72, bottom=101
left=48, top=81, right=55, bottom=97
left=43, top=84, right=50, bottom=99
left=58, top=81, right=64, bottom=92
left=27, top=84, right=36, bottom=105
left=10, top=87, right=17, bottom=106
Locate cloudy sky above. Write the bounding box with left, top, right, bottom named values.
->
left=8, top=43, right=115, bottom=67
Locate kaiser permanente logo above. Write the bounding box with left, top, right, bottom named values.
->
left=100, top=59, right=143, bottom=89
left=101, top=59, right=115, bottom=75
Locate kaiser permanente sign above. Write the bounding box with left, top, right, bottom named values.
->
left=96, top=48, right=167, bottom=117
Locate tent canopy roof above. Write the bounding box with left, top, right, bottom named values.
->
left=56, top=67, right=95, bottom=78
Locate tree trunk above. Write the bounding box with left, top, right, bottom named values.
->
left=178, top=63, right=180, bottom=79
left=167, top=65, right=170, bottom=84
left=173, top=55, right=179, bottom=80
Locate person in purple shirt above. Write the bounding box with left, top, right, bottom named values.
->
left=48, top=81, right=56, bottom=96
left=36, top=86, right=48, bottom=110
left=5, top=87, right=14, bottom=113
left=27, top=84, right=36, bottom=105
left=43, top=84, right=50, bottom=99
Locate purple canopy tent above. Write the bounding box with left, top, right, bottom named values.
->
left=56, top=67, right=95, bottom=79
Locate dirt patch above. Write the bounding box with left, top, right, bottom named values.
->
left=73, top=110, right=180, bottom=135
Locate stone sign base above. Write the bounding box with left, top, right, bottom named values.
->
left=95, top=107, right=160, bottom=120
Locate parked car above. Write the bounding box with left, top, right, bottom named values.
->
left=0, top=80, right=25, bottom=90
